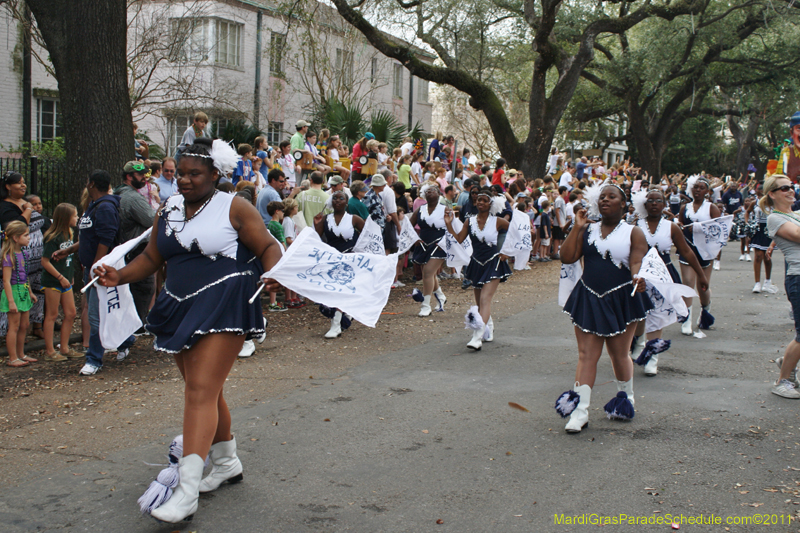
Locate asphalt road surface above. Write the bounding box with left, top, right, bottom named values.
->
left=3, top=246, right=800, bottom=532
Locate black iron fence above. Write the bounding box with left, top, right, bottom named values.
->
left=0, top=156, right=70, bottom=215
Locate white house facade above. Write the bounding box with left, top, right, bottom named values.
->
left=0, top=0, right=434, bottom=157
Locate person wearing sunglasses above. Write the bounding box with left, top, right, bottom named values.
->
left=764, top=176, right=800, bottom=398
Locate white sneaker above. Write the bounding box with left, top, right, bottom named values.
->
left=772, top=379, right=800, bottom=399
left=713, top=260, right=720, bottom=271
left=763, top=280, right=779, bottom=294
left=116, top=348, right=129, bottom=362
left=753, top=282, right=762, bottom=294
left=739, top=254, right=745, bottom=261
left=238, top=339, right=255, bottom=358
left=776, top=357, right=800, bottom=388
left=746, top=254, right=752, bottom=262
left=394, top=280, right=406, bottom=287
left=79, top=363, right=100, bottom=375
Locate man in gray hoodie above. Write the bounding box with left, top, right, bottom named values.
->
left=115, top=161, right=157, bottom=333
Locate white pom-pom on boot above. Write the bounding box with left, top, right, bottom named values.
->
left=483, top=317, right=494, bottom=342
left=467, top=327, right=484, bottom=350
left=150, top=454, right=205, bottom=523
left=565, top=383, right=592, bottom=433
left=418, top=295, right=432, bottom=317
left=199, top=437, right=243, bottom=493
left=681, top=305, right=693, bottom=336
left=324, top=311, right=343, bottom=338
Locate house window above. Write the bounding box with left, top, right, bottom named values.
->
left=212, top=118, right=230, bottom=137
left=267, top=122, right=284, bottom=146
left=215, top=20, right=242, bottom=67
left=417, top=79, right=429, bottom=103
left=393, top=64, right=403, bottom=99
left=170, top=18, right=209, bottom=62
left=336, top=48, right=354, bottom=89
left=270, top=32, right=286, bottom=75
left=371, top=58, right=378, bottom=84
left=36, top=98, right=62, bottom=142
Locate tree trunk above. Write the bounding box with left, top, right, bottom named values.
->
left=727, top=114, right=761, bottom=180
left=626, top=101, right=662, bottom=177
left=26, top=0, right=133, bottom=206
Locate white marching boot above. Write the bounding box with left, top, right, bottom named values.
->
left=467, top=326, right=484, bottom=350
left=681, top=306, right=693, bottom=336
left=631, top=335, right=646, bottom=359
left=238, top=340, right=255, bottom=358
left=617, top=378, right=635, bottom=406
left=151, top=454, right=204, bottom=523
left=433, top=287, right=447, bottom=310
left=644, top=353, right=659, bottom=376
left=483, top=317, right=494, bottom=342
left=199, top=437, right=244, bottom=493
left=565, top=383, right=592, bottom=433
left=324, top=311, right=343, bottom=338
left=418, top=295, right=432, bottom=317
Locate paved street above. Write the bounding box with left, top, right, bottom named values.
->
left=2, top=246, right=800, bottom=532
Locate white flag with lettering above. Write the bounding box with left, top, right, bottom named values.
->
left=438, top=218, right=473, bottom=269
left=263, top=228, right=396, bottom=327
left=92, top=228, right=151, bottom=349
left=500, top=209, right=533, bottom=269
left=637, top=247, right=697, bottom=332
left=558, top=261, right=582, bottom=306
left=692, top=215, right=734, bottom=260
left=396, top=215, right=420, bottom=255
left=353, top=216, right=385, bottom=255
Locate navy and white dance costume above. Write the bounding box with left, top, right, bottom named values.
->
left=147, top=191, right=265, bottom=353
left=463, top=215, right=512, bottom=288
left=410, top=203, right=448, bottom=265
left=749, top=205, right=772, bottom=251
left=563, top=222, right=652, bottom=336
left=679, top=200, right=712, bottom=269
left=322, top=213, right=359, bottom=253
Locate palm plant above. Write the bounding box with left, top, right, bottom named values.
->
left=219, top=119, right=265, bottom=148
left=322, top=97, right=367, bottom=146
left=368, top=109, right=405, bottom=149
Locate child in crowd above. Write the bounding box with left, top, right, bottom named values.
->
left=392, top=147, right=403, bottom=171
left=317, top=129, right=330, bottom=156
left=40, top=203, right=79, bottom=362
left=2, top=221, right=37, bottom=367
left=538, top=200, right=552, bottom=262
left=233, top=144, right=254, bottom=185
left=266, top=201, right=288, bottom=312
left=411, top=152, right=425, bottom=187
left=377, top=143, right=390, bottom=172
left=251, top=157, right=266, bottom=191
left=281, top=198, right=304, bottom=309
left=137, top=161, right=161, bottom=209
left=397, top=155, right=413, bottom=191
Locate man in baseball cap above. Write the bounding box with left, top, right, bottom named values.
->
left=291, top=120, right=311, bottom=153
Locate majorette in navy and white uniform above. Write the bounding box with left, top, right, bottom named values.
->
left=749, top=205, right=772, bottom=251
left=555, top=190, right=652, bottom=434
left=463, top=214, right=512, bottom=288
left=562, top=221, right=652, bottom=337
left=320, top=212, right=359, bottom=338
left=323, top=212, right=358, bottom=253
left=679, top=200, right=712, bottom=269
left=410, top=200, right=449, bottom=317
left=146, top=191, right=265, bottom=353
